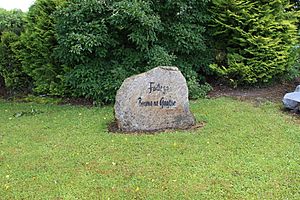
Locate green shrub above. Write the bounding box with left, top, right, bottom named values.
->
left=0, top=31, right=29, bottom=91
left=0, top=9, right=24, bottom=35
left=189, top=81, right=213, bottom=100
left=55, top=0, right=212, bottom=103
left=18, top=0, right=65, bottom=95
left=64, top=62, right=127, bottom=103
left=0, top=9, right=29, bottom=92
left=209, top=0, right=299, bottom=86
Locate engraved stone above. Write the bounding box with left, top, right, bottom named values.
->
left=114, top=66, right=196, bottom=132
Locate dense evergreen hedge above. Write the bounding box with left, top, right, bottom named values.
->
left=0, top=0, right=299, bottom=103
left=17, top=0, right=65, bottom=95
left=0, top=9, right=29, bottom=92
left=209, top=0, right=299, bottom=86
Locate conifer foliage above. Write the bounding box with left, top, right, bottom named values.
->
left=18, top=0, right=64, bottom=95
left=210, top=0, right=299, bottom=86
left=0, top=9, right=28, bottom=91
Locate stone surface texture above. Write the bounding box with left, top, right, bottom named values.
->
left=283, top=85, right=300, bottom=109
left=114, top=66, right=195, bottom=132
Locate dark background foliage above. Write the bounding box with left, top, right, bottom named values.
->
left=17, top=0, right=65, bottom=95
left=53, top=0, right=213, bottom=103
left=0, top=9, right=29, bottom=92
left=0, top=0, right=299, bottom=104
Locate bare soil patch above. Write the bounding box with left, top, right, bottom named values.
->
left=208, top=78, right=300, bottom=103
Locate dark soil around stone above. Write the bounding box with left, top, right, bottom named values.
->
left=108, top=121, right=206, bottom=134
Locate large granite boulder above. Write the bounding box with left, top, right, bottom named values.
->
left=114, top=66, right=196, bottom=132
left=283, top=85, right=300, bottom=110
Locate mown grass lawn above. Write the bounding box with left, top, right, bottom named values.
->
left=0, top=98, right=299, bottom=199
